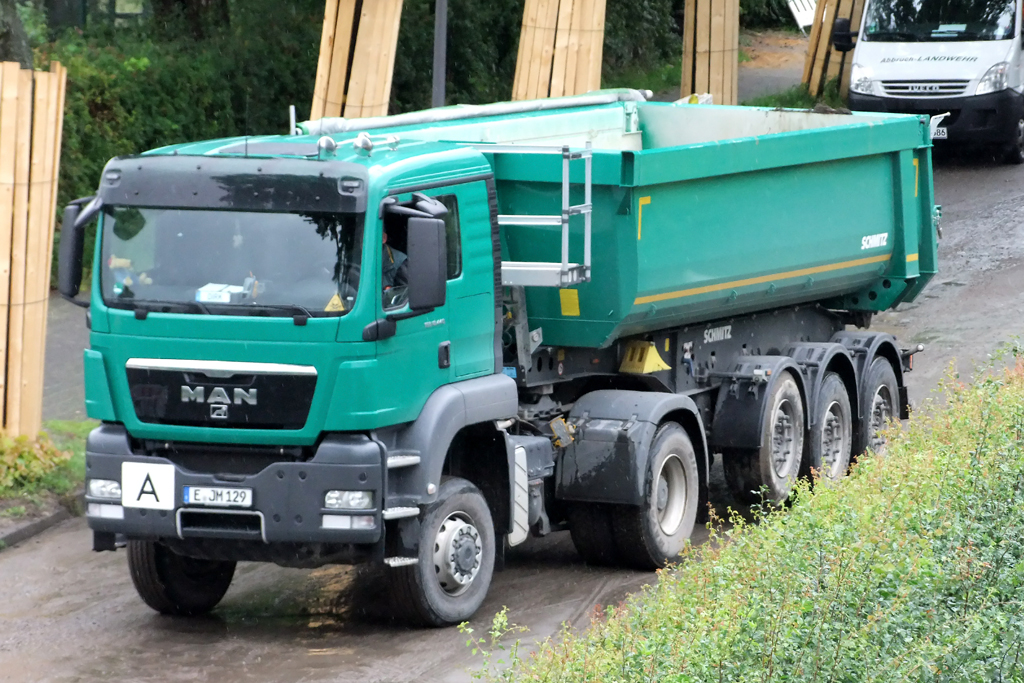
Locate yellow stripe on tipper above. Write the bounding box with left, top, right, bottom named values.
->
left=637, top=196, right=651, bottom=240
left=634, top=255, right=891, bottom=306
left=559, top=288, right=580, bottom=316
left=907, top=253, right=919, bottom=262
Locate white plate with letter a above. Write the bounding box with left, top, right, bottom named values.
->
left=121, top=462, right=176, bottom=510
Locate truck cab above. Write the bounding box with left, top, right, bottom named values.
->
left=842, top=0, right=1024, bottom=162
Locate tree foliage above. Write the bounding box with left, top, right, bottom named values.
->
left=0, top=0, right=32, bottom=66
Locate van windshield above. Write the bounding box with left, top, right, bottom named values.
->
left=100, top=207, right=363, bottom=317
left=862, top=0, right=1016, bottom=41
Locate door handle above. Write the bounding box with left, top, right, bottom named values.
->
left=438, top=341, right=451, bottom=369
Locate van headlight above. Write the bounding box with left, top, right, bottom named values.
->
left=976, top=62, right=1010, bottom=95
left=849, top=64, right=879, bottom=96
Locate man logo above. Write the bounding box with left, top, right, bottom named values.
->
left=181, top=386, right=257, bottom=405
left=210, top=404, right=229, bottom=419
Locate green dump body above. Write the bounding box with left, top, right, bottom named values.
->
left=325, top=94, right=939, bottom=350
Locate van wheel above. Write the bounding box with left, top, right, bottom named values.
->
left=806, top=372, right=853, bottom=483
left=612, top=422, right=699, bottom=569
left=855, top=357, right=899, bottom=456
left=127, top=540, right=235, bottom=616
left=1006, top=118, right=1024, bottom=164
left=388, top=477, right=495, bottom=627
left=724, top=372, right=805, bottom=505
left=568, top=503, right=619, bottom=566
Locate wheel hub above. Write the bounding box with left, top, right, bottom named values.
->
left=654, top=454, right=687, bottom=536
left=771, top=400, right=797, bottom=478
left=433, top=513, right=482, bottom=596
left=869, top=387, right=893, bottom=453
left=820, top=401, right=846, bottom=478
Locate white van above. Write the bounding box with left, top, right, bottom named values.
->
left=834, top=0, right=1024, bottom=163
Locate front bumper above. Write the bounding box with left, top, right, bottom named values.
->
left=850, top=89, right=1023, bottom=145
left=85, top=424, right=384, bottom=548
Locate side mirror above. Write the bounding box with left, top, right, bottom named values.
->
left=406, top=216, right=447, bottom=312
left=58, top=199, right=92, bottom=306
left=832, top=18, right=856, bottom=52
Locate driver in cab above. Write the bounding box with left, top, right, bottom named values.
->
left=382, top=227, right=408, bottom=294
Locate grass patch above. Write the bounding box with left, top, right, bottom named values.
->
left=605, top=57, right=683, bottom=96
left=0, top=505, right=27, bottom=518
left=0, top=420, right=96, bottom=500
left=475, top=352, right=1024, bottom=681
left=742, top=78, right=846, bottom=109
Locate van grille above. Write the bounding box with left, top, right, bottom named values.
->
left=881, top=80, right=970, bottom=98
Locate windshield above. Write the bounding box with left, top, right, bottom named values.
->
left=862, top=0, right=1016, bottom=41
left=100, top=207, right=363, bottom=317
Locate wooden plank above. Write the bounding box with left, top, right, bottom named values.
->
left=809, top=0, right=838, bottom=96
left=0, top=63, right=19, bottom=422
left=548, top=0, right=574, bottom=97
left=583, top=0, right=606, bottom=93
left=364, top=0, right=395, bottom=116
left=323, top=0, right=357, bottom=119
left=374, top=0, right=405, bottom=117
left=732, top=0, right=739, bottom=104
left=311, top=0, right=341, bottom=120
left=695, top=0, right=711, bottom=95
left=728, top=0, right=739, bottom=104
left=573, top=0, right=595, bottom=95
left=841, top=0, right=866, bottom=98
left=561, top=0, right=584, bottom=97
left=825, top=0, right=852, bottom=83
left=681, top=0, right=697, bottom=95
left=709, top=0, right=726, bottom=104
left=5, top=68, right=32, bottom=434
left=802, top=0, right=827, bottom=85
left=523, top=0, right=553, bottom=99
left=536, top=0, right=562, bottom=98
left=513, top=0, right=541, bottom=99
left=343, top=1, right=377, bottom=118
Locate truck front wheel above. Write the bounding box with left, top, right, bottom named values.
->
left=127, top=540, right=235, bottom=616
left=612, top=422, right=699, bottom=569
left=724, top=372, right=805, bottom=505
left=388, top=477, right=495, bottom=627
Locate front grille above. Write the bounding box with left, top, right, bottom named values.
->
left=881, top=80, right=969, bottom=98
left=178, top=509, right=264, bottom=541
left=126, top=361, right=317, bottom=430
left=135, top=439, right=311, bottom=476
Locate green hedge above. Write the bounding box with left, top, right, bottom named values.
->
left=483, top=355, right=1024, bottom=681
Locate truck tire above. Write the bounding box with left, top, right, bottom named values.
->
left=612, top=422, right=699, bottom=569
left=855, top=357, right=898, bottom=456
left=1005, top=118, right=1024, bottom=164
left=568, top=504, right=619, bottom=566
left=127, top=540, right=235, bottom=616
left=723, top=372, right=805, bottom=505
left=806, top=372, right=852, bottom=483
left=388, top=477, right=495, bottom=627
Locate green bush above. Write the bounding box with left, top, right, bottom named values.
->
left=481, top=354, right=1024, bottom=681
left=0, top=433, right=71, bottom=493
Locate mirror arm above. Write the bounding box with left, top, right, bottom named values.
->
left=62, top=293, right=90, bottom=309
left=362, top=307, right=437, bottom=341
left=386, top=307, right=434, bottom=323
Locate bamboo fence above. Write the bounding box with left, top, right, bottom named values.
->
left=0, top=61, right=68, bottom=438
left=512, top=0, right=607, bottom=100
left=681, top=0, right=739, bottom=105
left=803, top=0, right=866, bottom=98
left=310, top=0, right=405, bottom=120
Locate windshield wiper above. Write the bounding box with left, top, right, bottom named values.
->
left=114, top=299, right=211, bottom=318
left=241, top=302, right=316, bottom=326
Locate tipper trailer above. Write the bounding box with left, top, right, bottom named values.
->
left=60, top=90, right=939, bottom=626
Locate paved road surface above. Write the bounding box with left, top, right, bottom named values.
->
left=11, top=155, right=1024, bottom=682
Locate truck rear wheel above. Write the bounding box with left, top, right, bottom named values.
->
left=855, top=357, right=898, bottom=456
left=388, top=477, right=495, bottom=627
left=1005, top=118, right=1024, bottom=164
left=724, top=372, right=805, bottom=505
left=127, top=540, right=235, bottom=616
left=612, top=422, right=699, bottom=569
left=806, top=372, right=852, bottom=483
left=568, top=504, right=619, bottom=566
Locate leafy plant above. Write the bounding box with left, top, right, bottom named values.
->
left=0, top=433, right=71, bottom=493
left=484, top=351, right=1024, bottom=681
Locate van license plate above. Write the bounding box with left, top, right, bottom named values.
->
left=932, top=127, right=948, bottom=139
left=184, top=486, right=252, bottom=508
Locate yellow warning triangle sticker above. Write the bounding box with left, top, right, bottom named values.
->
left=324, top=294, right=346, bottom=312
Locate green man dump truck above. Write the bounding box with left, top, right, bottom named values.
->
left=60, top=90, right=938, bottom=626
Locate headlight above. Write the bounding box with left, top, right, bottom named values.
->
left=976, top=62, right=1010, bottom=95
left=88, top=478, right=122, bottom=500
left=324, top=490, right=374, bottom=510
left=849, top=64, right=878, bottom=96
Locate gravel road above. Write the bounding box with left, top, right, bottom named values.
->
left=5, top=152, right=1023, bottom=683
